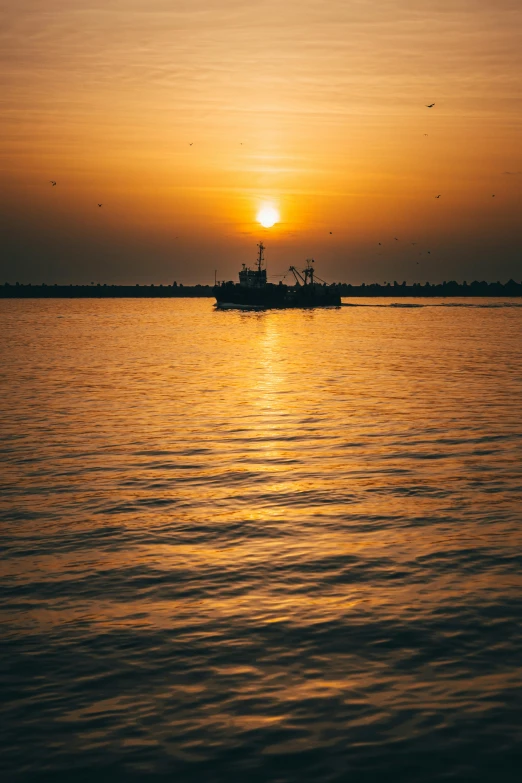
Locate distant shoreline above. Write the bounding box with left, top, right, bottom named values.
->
left=1, top=281, right=521, bottom=298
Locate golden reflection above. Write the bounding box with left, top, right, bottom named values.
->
left=5, top=301, right=522, bottom=682
left=247, top=315, right=290, bottom=467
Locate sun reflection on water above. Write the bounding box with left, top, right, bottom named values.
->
left=2, top=298, right=522, bottom=779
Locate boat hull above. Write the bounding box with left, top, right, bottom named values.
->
left=213, top=283, right=341, bottom=309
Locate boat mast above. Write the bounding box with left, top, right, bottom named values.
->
left=257, top=242, right=265, bottom=273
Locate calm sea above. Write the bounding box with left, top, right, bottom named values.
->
left=1, top=298, right=522, bottom=783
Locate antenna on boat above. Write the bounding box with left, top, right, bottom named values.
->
left=257, top=241, right=265, bottom=273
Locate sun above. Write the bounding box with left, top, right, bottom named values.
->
left=257, top=206, right=279, bottom=228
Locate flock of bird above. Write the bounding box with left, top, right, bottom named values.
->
left=375, top=237, right=433, bottom=264
left=324, top=102, right=500, bottom=269
left=50, top=180, right=103, bottom=206
left=47, top=102, right=500, bottom=265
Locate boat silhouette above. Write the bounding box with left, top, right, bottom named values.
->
left=214, top=243, right=341, bottom=310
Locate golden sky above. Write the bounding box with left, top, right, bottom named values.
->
left=1, top=0, right=521, bottom=284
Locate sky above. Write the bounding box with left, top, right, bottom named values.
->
left=1, top=0, right=522, bottom=285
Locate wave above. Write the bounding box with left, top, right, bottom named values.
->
left=341, top=301, right=522, bottom=308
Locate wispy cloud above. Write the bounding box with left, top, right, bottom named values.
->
left=1, top=1, right=522, bottom=282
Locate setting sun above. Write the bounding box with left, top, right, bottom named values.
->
left=257, top=206, right=279, bottom=228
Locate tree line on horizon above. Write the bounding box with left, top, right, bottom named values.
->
left=1, top=279, right=521, bottom=297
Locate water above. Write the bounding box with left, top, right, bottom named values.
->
left=1, top=298, right=522, bottom=782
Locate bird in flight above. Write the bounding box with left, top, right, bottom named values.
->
left=492, top=194, right=495, bottom=197
left=329, top=231, right=333, bottom=234
left=50, top=180, right=56, bottom=186
left=424, top=134, right=429, bottom=137
left=98, top=203, right=103, bottom=207
left=378, top=242, right=381, bottom=245
left=189, top=142, right=193, bottom=146
left=426, top=103, right=435, bottom=108
left=435, top=194, right=441, bottom=198
left=394, top=237, right=399, bottom=241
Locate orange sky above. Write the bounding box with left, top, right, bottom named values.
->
left=1, top=0, right=521, bottom=284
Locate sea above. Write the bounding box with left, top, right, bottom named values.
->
left=1, top=298, right=522, bottom=783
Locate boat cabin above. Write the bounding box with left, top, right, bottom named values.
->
left=239, top=242, right=267, bottom=288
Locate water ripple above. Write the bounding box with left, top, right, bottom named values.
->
left=1, top=298, right=522, bottom=782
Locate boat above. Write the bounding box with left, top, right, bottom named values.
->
left=213, top=242, right=341, bottom=309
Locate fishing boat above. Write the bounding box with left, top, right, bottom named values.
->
left=214, top=242, right=341, bottom=310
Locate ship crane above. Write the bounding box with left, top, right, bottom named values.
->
left=289, top=258, right=316, bottom=286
